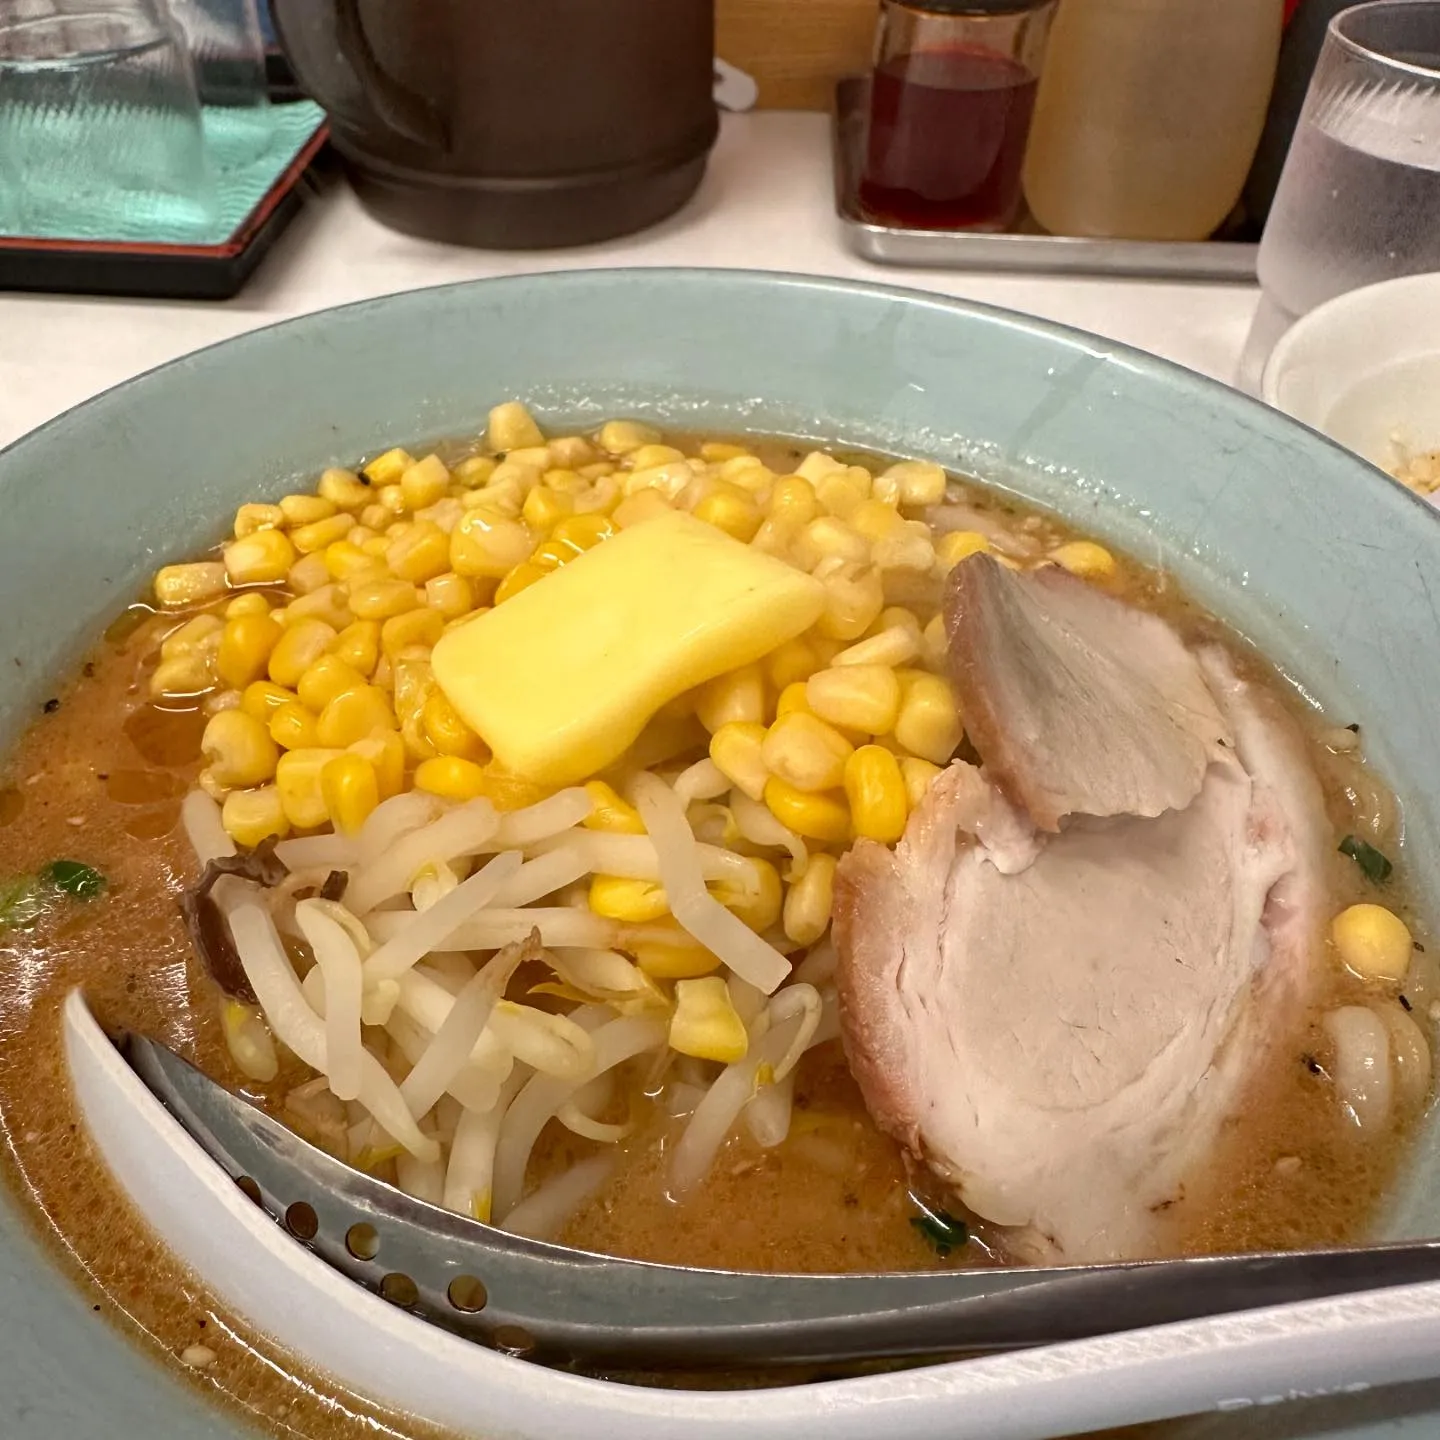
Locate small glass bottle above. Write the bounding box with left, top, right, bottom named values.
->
left=859, top=0, right=1057, bottom=233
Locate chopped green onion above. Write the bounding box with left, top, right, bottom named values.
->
left=1339, top=835, right=1392, bottom=884
left=0, top=877, right=47, bottom=930
left=42, top=860, right=106, bottom=899
left=909, top=1207, right=968, bottom=1257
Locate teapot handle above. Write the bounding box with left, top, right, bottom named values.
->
left=271, top=0, right=449, bottom=152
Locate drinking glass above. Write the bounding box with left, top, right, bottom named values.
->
left=0, top=0, right=214, bottom=240
left=1239, top=0, right=1440, bottom=390
left=166, top=0, right=273, bottom=156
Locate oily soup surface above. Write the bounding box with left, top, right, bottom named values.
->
left=0, top=429, right=1427, bottom=1438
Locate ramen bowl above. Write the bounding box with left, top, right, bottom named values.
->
left=5, top=270, right=1440, bottom=1440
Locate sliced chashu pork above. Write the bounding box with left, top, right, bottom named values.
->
left=834, top=555, right=1327, bottom=1263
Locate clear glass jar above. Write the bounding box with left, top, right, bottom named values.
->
left=859, top=0, right=1057, bottom=233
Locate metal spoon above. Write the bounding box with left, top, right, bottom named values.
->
left=124, top=1030, right=1440, bottom=1372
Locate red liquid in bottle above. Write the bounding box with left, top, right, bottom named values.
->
left=859, top=46, right=1038, bottom=231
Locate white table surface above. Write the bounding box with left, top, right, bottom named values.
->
left=0, top=111, right=1261, bottom=451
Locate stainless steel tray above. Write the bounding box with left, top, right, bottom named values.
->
left=833, top=77, right=1258, bottom=282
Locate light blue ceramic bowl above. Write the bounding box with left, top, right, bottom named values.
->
left=2, top=269, right=1440, bottom=1440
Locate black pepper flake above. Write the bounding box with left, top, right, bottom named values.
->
left=42, top=698, right=59, bottom=714
left=82, top=662, right=95, bottom=679
left=1303, top=1054, right=1324, bottom=1076
left=1346, top=722, right=1361, bottom=734
left=1417, top=943, right=1427, bottom=954
left=1401, top=994, right=1414, bottom=1012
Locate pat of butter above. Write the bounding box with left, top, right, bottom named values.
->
left=431, top=510, right=825, bottom=786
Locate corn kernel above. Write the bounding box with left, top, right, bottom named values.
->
left=766, top=476, right=817, bottom=527
left=488, top=401, right=545, bottom=452
left=711, top=856, right=782, bottom=933
left=700, top=442, right=751, bottom=464
left=362, top=448, right=413, bottom=486
left=221, top=785, right=290, bottom=848
left=279, top=494, right=337, bottom=527
left=150, top=653, right=214, bottom=697
left=234, top=502, right=285, bottom=539
left=845, top=745, right=909, bottom=844
left=900, top=756, right=943, bottom=808
left=316, top=684, right=396, bottom=748
left=766, top=636, right=823, bottom=691
left=520, top=483, right=573, bottom=534
left=816, top=563, right=885, bottom=641
left=936, top=530, right=991, bottom=571
left=223, top=529, right=296, bottom=587
left=612, top=490, right=674, bottom=529
left=269, top=701, right=321, bottom=751
left=872, top=519, right=935, bottom=573
left=331, top=619, right=381, bottom=677
left=294, top=652, right=365, bottom=713
left=400, top=454, right=450, bottom=511
left=709, top=721, right=769, bottom=802
left=225, top=593, right=271, bottom=619
left=423, top=571, right=475, bottom=619
left=161, top=614, right=224, bottom=660
left=582, top=780, right=646, bottom=834
left=622, top=461, right=694, bottom=502
left=284, top=584, right=353, bottom=632
left=763, top=778, right=850, bottom=843
left=493, top=560, right=550, bottom=604
left=288, top=514, right=352, bottom=556
left=358, top=502, right=389, bottom=531
left=598, top=419, right=661, bottom=455
left=693, top=481, right=762, bottom=542
left=530, top=538, right=587, bottom=573
left=241, top=681, right=297, bottom=722
left=546, top=437, right=596, bottom=469
left=796, top=452, right=848, bottom=484
left=380, top=607, right=444, bottom=662
left=694, top=663, right=767, bottom=733
left=373, top=484, right=405, bottom=517
left=347, top=578, right=421, bottom=621
left=762, top=712, right=854, bottom=793
left=590, top=875, right=670, bottom=924
left=318, top=467, right=373, bottom=510
left=894, top=672, right=963, bottom=765
left=815, top=471, right=869, bottom=520
left=1331, top=904, right=1414, bottom=981
left=626, top=443, right=684, bottom=470
left=775, top=680, right=813, bottom=721
left=152, top=561, right=227, bottom=607
left=268, top=619, right=338, bottom=688
left=414, top=754, right=488, bottom=803
left=550, top=513, right=613, bottom=554
left=348, top=730, right=406, bottom=800
left=202, top=709, right=280, bottom=789
left=316, top=753, right=378, bottom=835
left=392, top=655, right=434, bottom=723
left=449, top=506, right=534, bottom=580
left=806, top=664, right=901, bottom=736
left=833, top=624, right=921, bottom=669
left=631, top=932, right=723, bottom=980
left=781, top=857, right=836, bottom=952
left=286, top=552, right=331, bottom=596
left=1049, top=540, right=1117, bottom=581
left=323, top=541, right=385, bottom=584
left=419, top=691, right=483, bottom=760
left=216, top=613, right=283, bottom=690
left=454, top=455, right=497, bottom=487
left=794, top=517, right=870, bottom=570
left=884, top=460, right=947, bottom=508
left=669, top=977, right=748, bottom=1064
left=848, top=498, right=904, bottom=543
left=270, top=748, right=337, bottom=827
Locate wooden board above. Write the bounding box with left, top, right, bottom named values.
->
left=716, top=0, right=877, bottom=111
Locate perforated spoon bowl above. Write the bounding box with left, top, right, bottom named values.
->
left=122, top=1026, right=1440, bottom=1372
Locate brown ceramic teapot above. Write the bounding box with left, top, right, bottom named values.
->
left=272, top=0, right=718, bottom=248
